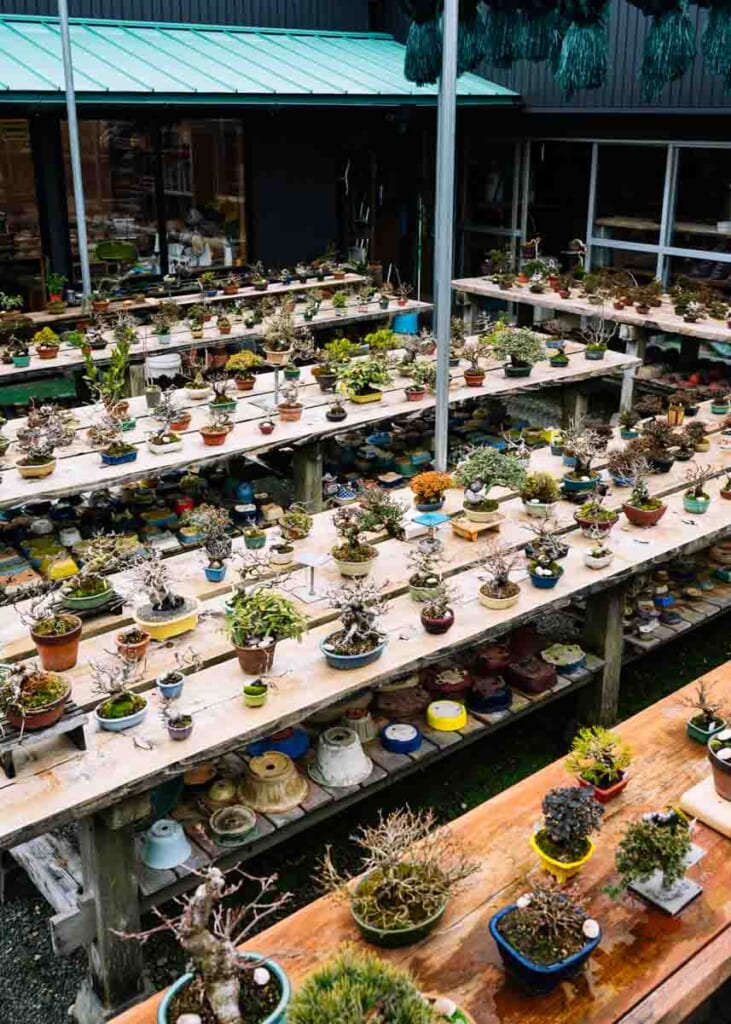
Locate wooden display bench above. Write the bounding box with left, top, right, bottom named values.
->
left=111, top=662, right=731, bottom=1024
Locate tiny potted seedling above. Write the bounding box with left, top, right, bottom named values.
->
left=683, top=463, right=714, bottom=515
left=159, top=695, right=194, bottom=741
left=477, top=541, right=522, bottom=610
left=156, top=645, right=202, bottom=699
left=567, top=726, right=631, bottom=802
left=680, top=679, right=726, bottom=743
left=531, top=786, right=603, bottom=883
left=90, top=655, right=147, bottom=732
left=321, top=579, right=388, bottom=670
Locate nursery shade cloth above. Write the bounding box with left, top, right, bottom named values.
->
left=0, top=15, right=517, bottom=107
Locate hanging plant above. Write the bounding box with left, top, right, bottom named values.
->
left=401, top=0, right=443, bottom=85
left=522, top=0, right=566, bottom=62
left=556, top=0, right=611, bottom=92
left=458, top=0, right=486, bottom=74
left=629, top=0, right=696, bottom=99
left=482, top=0, right=524, bottom=67
left=696, top=0, right=731, bottom=79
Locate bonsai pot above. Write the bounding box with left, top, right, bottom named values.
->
left=562, top=474, right=601, bottom=494
left=623, top=502, right=667, bottom=527
left=4, top=679, right=70, bottom=731
left=414, top=498, right=444, bottom=512
left=185, top=386, right=211, bottom=401
left=585, top=550, right=613, bottom=570
left=522, top=499, right=557, bottom=518
left=326, top=407, right=347, bottom=422
left=239, top=752, right=308, bottom=812
left=63, top=585, right=114, bottom=611
left=235, top=376, right=255, bottom=391
left=31, top=616, right=82, bottom=671
left=421, top=609, right=454, bottom=634
left=687, top=715, right=726, bottom=744
left=133, top=597, right=200, bottom=642
left=611, top=475, right=634, bottom=488
left=320, top=634, right=387, bottom=670
left=489, top=905, right=600, bottom=996
left=504, top=656, right=556, bottom=694
left=463, top=369, right=485, bottom=387
left=464, top=504, right=503, bottom=524
left=529, top=566, right=563, bottom=589
left=709, top=742, right=731, bottom=801
left=244, top=532, right=266, bottom=550
left=169, top=413, right=191, bottom=432
left=278, top=403, right=303, bottom=422
left=101, top=448, right=137, bottom=466
left=116, top=630, right=151, bottom=662
left=351, top=388, right=383, bottom=404
left=258, top=420, right=275, bottom=435
left=204, top=564, right=227, bottom=583
left=650, top=456, right=674, bottom=473
left=157, top=957, right=290, bottom=1024
left=574, top=511, right=617, bottom=537
left=283, top=366, right=300, bottom=380
left=467, top=677, right=512, bottom=714
left=530, top=832, right=596, bottom=883
left=37, top=346, right=58, bottom=360
left=351, top=875, right=447, bottom=949
left=168, top=717, right=193, bottom=741
left=405, top=386, right=426, bottom=402
left=209, top=804, right=257, bottom=846
left=309, top=726, right=372, bottom=786
left=200, top=426, right=230, bottom=446
left=578, top=772, right=628, bottom=804
left=684, top=494, right=710, bottom=514
left=244, top=681, right=268, bottom=707
left=711, top=401, right=729, bottom=415
left=722, top=486, right=731, bottom=500
left=316, top=371, right=338, bottom=392
left=550, top=355, right=569, bottom=367
left=157, top=672, right=184, bottom=699
left=234, top=640, right=276, bottom=675
left=585, top=349, right=605, bottom=361
left=620, top=428, right=639, bottom=440
left=18, top=458, right=57, bottom=479
left=95, top=696, right=148, bottom=733
left=12, top=354, right=31, bottom=367
left=333, top=550, right=378, bottom=577
left=209, top=399, right=236, bottom=414
left=478, top=583, right=520, bottom=610
left=148, top=438, right=183, bottom=455
left=504, top=363, right=532, bottom=377
left=263, top=347, right=291, bottom=366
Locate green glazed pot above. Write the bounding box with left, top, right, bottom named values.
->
left=351, top=874, right=447, bottom=948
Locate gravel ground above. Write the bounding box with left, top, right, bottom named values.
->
left=2, top=617, right=731, bottom=1024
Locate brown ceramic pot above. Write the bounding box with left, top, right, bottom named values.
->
left=31, top=616, right=82, bottom=671
left=234, top=642, right=276, bottom=675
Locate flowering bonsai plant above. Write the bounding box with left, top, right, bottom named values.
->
left=566, top=726, right=631, bottom=802
left=531, top=786, right=604, bottom=882
left=410, top=470, right=453, bottom=510
left=321, top=579, right=388, bottom=668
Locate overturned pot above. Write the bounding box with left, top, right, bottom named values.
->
left=308, top=726, right=373, bottom=787
left=238, top=752, right=308, bottom=813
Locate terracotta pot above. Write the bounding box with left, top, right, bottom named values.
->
left=170, top=414, right=191, bottom=432
left=405, top=387, right=426, bottom=402
left=117, top=630, right=151, bottom=662
left=279, top=403, right=303, bottom=422
left=234, top=641, right=276, bottom=675
left=5, top=680, right=71, bottom=731
left=31, top=616, right=82, bottom=671
left=464, top=370, right=485, bottom=387
left=200, top=427, right=230, bottom=447
left=578, top=772, right=628, bottom=804
left=235, top=376, right=255, bottom=391
left=37, top=346, right=59, bottom=360
left=622, top=502, right=667, bottom=528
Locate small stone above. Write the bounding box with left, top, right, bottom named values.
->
left=253, top=966, right=271, bottom=987
left=582, top=918, right=600, bottom=939
left=176, top=1015, right=202, bottom=1024
left=432, top=996, right=457, bottom=1017
left=716, top=748, right=731, bottom=762
left=716, top=728, right=731, bottom=741
left=516, top=894, right=532, bottom=909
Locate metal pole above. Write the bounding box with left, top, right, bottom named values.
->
left=433, top=0, right=458, bottom=472
left=58, top=0, right=92, bottom=301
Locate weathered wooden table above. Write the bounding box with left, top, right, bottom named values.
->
left=111, top=660, right=731, bottom=1024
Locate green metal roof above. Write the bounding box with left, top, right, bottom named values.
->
left=0, top=15, right=518, bottom=107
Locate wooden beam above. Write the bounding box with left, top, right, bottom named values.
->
left=293, top=441, right=324, bottom=511
left=578, top=582, right=627, bottom=726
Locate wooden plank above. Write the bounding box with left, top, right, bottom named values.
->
left=10, top=833, right=82, bottom=914
left=133, top=836, right=178, bottom=897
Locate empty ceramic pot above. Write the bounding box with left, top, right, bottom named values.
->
left=342, top=708, right=378, bottom=743
left=141, top=819, right=192, bottom=870
left=209, top=804, right=257, bottom=847
left=238, top=752, right=308, bottom=813
left=308, top=726, right=373, bottom=787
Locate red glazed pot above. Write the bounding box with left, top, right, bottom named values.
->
left=421, top=609, right=454, bottom=635
left=200, top=428, right=230, bottom=447
left=37, top=347, right=59, bottom=360
left=170, top=413, right=191, bottom=432
left=622, top=502, right=667, bottom=528
left=31, top=616, right=82, bottom=672
left=259, top=421, right=275, bottom=435
left=578, top=772, right=628, bottom=804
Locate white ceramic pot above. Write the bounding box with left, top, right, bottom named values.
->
left=270, top=547, right=295, bottom=566
left=147, top=439, right=184, bottom=455
left=463, top=505, right=503, bottom=524
left=333, top=554, right=378, bottom=577
left=185, top=386, right=212, bottom=401
left=59, top=526, right=82, bottom=547
left=478, top=585, right=520, bottom=610
left=308, top=726, right=373, bottom=787
left=522, top=500, right=557, bottom=518
left=585, top=551, right=613, bottom=570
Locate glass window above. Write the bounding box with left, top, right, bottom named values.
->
left=529, top=140, right=592, bottom=263
left=62, top=120, right=159, bottom=287
left=162, top=119, right=246, bottom=271
left=0, top=119, right=41, bottom=309
left=460, top=140, right=518, bottom=275
left=589, top=244, right=657, bottom=280
left=672, top=148, right=731, bottom=263
left=667, top=253, right=731, bottom=289
left=594, top=143, right=667, bottom=244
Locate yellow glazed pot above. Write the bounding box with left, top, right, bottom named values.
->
left=134, top=597, right=201, bottom=641
left=530, top=832, right=596, bottom=883
left=426, top=700, right=467, bottom=732
left=350, top=390, right=383, bottom=404
left=18, top=458, right=57, bottom=479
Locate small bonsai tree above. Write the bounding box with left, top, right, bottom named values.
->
left=225, top=587, right=307, bottom=650
left=566, top=726, right=631, bottom=789
left=279, top=505, right=313, bottom=540
left=679, top=680, right=725, bottom=732
left=563, top=419, right=605, bottom=479
left=317, top=807, right=475, bottom=931
left=357, top=487, right=407, bottom=540
left=487, top=325, right=544, bottom=368
left=624, top=460, right=664, bottom=512
left=521, top=471, right=560, bottom=506
left=453, top=446, right=526, bottom=511
left=477, top=540, right=522, bottom=601
left=537, top=787, right=604, bottom=862
left=261, top=307, right=297, bottom=353
left=157, top=645, right=202, bottom=689
left=15, top=407, right=74, bottom=466
left=323, top=579, right=388, bottom=656
left=0, top=662, right=68, bottom=727
left=331, top=506, right=377, bottom=564
left=407, top=547, right=443, bottom=591
left=120, top=867, right=291, bottom=1024
left=337, top=356, right=392, bottom=397
left=181, top=504, right=232, bottom=568
left=130, top=549, right=187, bottom=616
left=421, top=580, right=457, bottom=623
left=89, top=654, right=145, bottom=720
left=497, top=884, right=599, bottom=966
left=642, top=418, right=675, bottom=462
left=410, top=470, right=453, bottom=506
left=613, top=809, right=692, bottom=894
left=524, top=516, right=569, bottom=564
left=684, top=463, right=715, bottom=501
left=226, top=349, right=263, bottom=380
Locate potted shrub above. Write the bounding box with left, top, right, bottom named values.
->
left=619, top=409, right=641, bottom=439
left=574, top=495, right=619, bottom=537
left=126, top=867, right=291, bottom=1024
left=156, top=646, right=202, bottom=699
left=45, top=270, right=67, bottom=310
left=188, top=312, right=205, bottom=339
left=131, top=549, right=200, bottom=641
left=453, top=446, right=526, bottom=521
left=330, top=505, right=378, bottom=577
left=261, top=307, right=296, bottom=364
left=421, top=580, right=456, bottom=635
left=317, top=807, right=475, bottom=946
left=279, top=505, right=313, bottom=541
left=20, top=593, right=82, bottom=671
left=566, top=725, right=631, bottom=802
left=612, top=810, right=694, bottom=905
left=0, top=663, right=70, bottom=731
left=459, top=335, right=492, bottom=386
left=410, top=470, right=453, bottom=511
left=116, top=626, right=151, bottom=662
left=477, top=542, right=521, bottom=610
left=561, top=422, right=604, bottom=493
left=622, top=465, right=666, bottom=527
left=530, top=786, right=603, bottom=882
left=363, top=327, right=396, bottom=353
left=404, top=362, right=431, bottom=401
left=488, top=324, right=544, bottom=378
left=61, top=568, right=113, bottom=612
left=683, top=419, right=709, bottom=453
left=520, top=471, right=560, bottom=517
left=9, top=337, right=31, bottom=367
left=33, top=326, right=60, bottom=359
left=548, top=341, right=570, bottom=368
left=584, top=530, right=614, bottom=570
left=159, top=696, right=194, bottom=741
left=325, top=395, right=348, bottom=422
left=490, top=885, right=601, bottom=996
left=217, top=314, right=232, bottom=336
left=90, top=655, right=147, bottom=731
left=223, top=274, right=240, bottom=296
left=337, top=357, right=392, bottom=403
left=683, top=463, right=714, bottom=514
left=321, top=579, right=388, bottom=669
left=278, top=381, right=303, bottom=422
left=312, top=336, right=355, bottom=392
left=14, top=407, right=73, bottom=479
left=181, top=504, right=232, bottom=582
left=680, top=680, right=726, bottom=743
left=225, top=586, right=306, bottom=675
left=200, top=409, right=232, bottom=447
left=226, top=349, right=263, bottom=391
left=408, top=548, right=443, bottom=603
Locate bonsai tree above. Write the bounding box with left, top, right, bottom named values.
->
left=322, top=579, right=388, bottom=658
left=181, top=504, right=232, bottom=569
left=318, top=336, right=357, bottom=373
left=684, top=463, right=715, bottom=502
left=566, top=726, right=631, bottom=790
left=225, top=586, right=307, bottom=650
left=613, top=809, right=692, bottom=894
left=288, top=946, right=436, bottom=1024
left=62, top=565, right=111, bottom=603
left=317, top=807, right=475, bottom=935
left=574, top=495, right=619, bottom=533
left=0, top=661, right=69, bottom=730
left=562, top=419, right=605, bottom=481
left=357, top=487, right=407, bottom=540
left=410, top=470, right=453, bottom=507
left=582, top=311, right=614, bottom=354
left=521, top=471, right=560, bottom=508
left=421, top=580, right=457, bottom=630
left=0, top=291, right=23, bottom=314
left=453, top=446, right=526, bottom=512
left=158, top=695, right=194, bottom=740
left=157, top=646, right=202, bottom=691
left=363, top=327, right=395, bottom=352
left=408, top=360, right=437, bottom=391
left=226, top=350, right=263, bottom=381
left=130, top=549, right=187, bottom=618
left=89, top=654, right=146, bottom=722
left=15, top=407, right=74, bottom=471
left=684, top=419, right=708, bottom=449
left=209, top=373, right=234, bottom=407
left=495, top=884, right=599, bottom=968
left=407, top=547, right=444, bottom=595
left=477, top=541, right=522, bottom=603
left=487, top=325, right=544, bottom=370
left=279, top=505, right=313, bottom=540
left=112, top=313, right=138, bottom=347
left=120, top=867, right=291, bottom=1024
left=642, top=418, right=676, bottom=465
left=607, top=446, right=641, bottom=481
left=679, top=680, right=725, bottom=734
left=331, top=505, right=378, bottom=568
left=524, top=516, right=569, bottom=564
left=535, top=787, right=604, bottom=864
left=459, top=334, right=492, bottom=373
left=33, top=326, right=60, bottom=352
left=337, top=356, right=392, bottom=399
left=261, top=307, right=297, bottom=355
left=619, top=408, right=641, bottom=434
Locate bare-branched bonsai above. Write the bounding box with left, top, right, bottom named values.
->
left=157, top=645, right=202, bottom=691
left=478, top=540, right=522, bottom=603
left=407, top=547, right=443, bottom=594
left=679, top=679, right=725, bottom=733
left=317, top=807, right=475, bottom=934
left=566, top=726, right=631, bottom=789
left=357, top=487, right=407, bottom=540
left=563, top=419, right=605, bottom=481
left=524, top=516, right=569, bottom=564
left=15, top=406, right=74, bottom=469
left=0, top=661, right=69, bottom=727
left=684, top=463, right=715, bottom=502
left=90, top=654, right=145, bottom=721
left=323, top=579, right=388, bottom=657
left=120, top=867, right=291, bottom=1024
left=181, top=504, right=232, bottom=569
left=18, top=590, right=79, bottom=639
left=130, top=549, right=191, bottom=620
left=535, top=787, right=603, bottom=863
left=496, top=884, right=599, bottom=966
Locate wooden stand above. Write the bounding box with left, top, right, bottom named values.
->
left=0, top=701, right=88, bottom=779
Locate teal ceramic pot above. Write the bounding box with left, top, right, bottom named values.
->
left=158, top=957, right=290, bottom=1024
left=351, top=874, right=447, bottom=948
left=141, top=819, right=191, bottom=870
left=504, top=364, right=532, bottom=378
left=62, top=586, right=114, bottom=611
left=683, top=494, right=710, bottom=514
left=687, top=716, right=726, bottom=744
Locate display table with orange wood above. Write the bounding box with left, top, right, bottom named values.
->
left=112, top=661, right=731, bottom=1024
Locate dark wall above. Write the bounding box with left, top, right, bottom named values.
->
left=6, top=1, right=369, bottom=30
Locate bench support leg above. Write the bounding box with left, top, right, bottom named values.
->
left=72, top=811, right=145, bottom=1023
left=578, top=584, right=626, bottom=727
left=293, top=441, right=323, bottom=512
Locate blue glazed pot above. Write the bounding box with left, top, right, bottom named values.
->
left=95, top=700, right=147, bottom=732
left=468, top=685, right=513, bottom=714
left=101, top=449, right=138, bottom=466
left=684, top=494, right=710, bottom=514
left=204, top=565, right=228, bottom=583
left=529, top=568, right=563, bottom=589
left=585, top=349, right=605, bottom=360
left=415, top=499, right=444, bottom=512
left=320, top=637, right=387, bottom=670
left=157, top=674, right=184, bottom=699
left=620, top=429, right=639, bottom=439
left=486, top=438, right=508, bottom=451
left=247, top=726, right=310, bottom=759
left=562, top=453, right=577, bottom=467
left=611, top=475, right=634, bottom=487
left=562, top=474, right=600, bottom=493
left=392, top=311, right=419, bottom=334
left=381, top=722, right=423, bottom=754
left=490, top=905, right=600, bottom=995
left=12, top=355, right=31, bottom=367
left=158, top=958, right=290, bottom=1024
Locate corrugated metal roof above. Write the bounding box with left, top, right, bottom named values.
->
left=0, top=15, right=518, bottom=106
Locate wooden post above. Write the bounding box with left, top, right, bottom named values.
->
left=128, top=363, right=145, bottom=398
left=578, top=582, right=626, bottom=726
left=73, top=808, right=146, bottom=1023
left=619, top=325, right=646, bottom=414
left=293, top=441, right=323, bottom=511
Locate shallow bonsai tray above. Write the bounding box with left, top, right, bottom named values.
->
left=0, top=700, right=88, bottom=779
left=66, top=591, right=125, bottom=621
left=628, top=844, right=705, bottom=915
